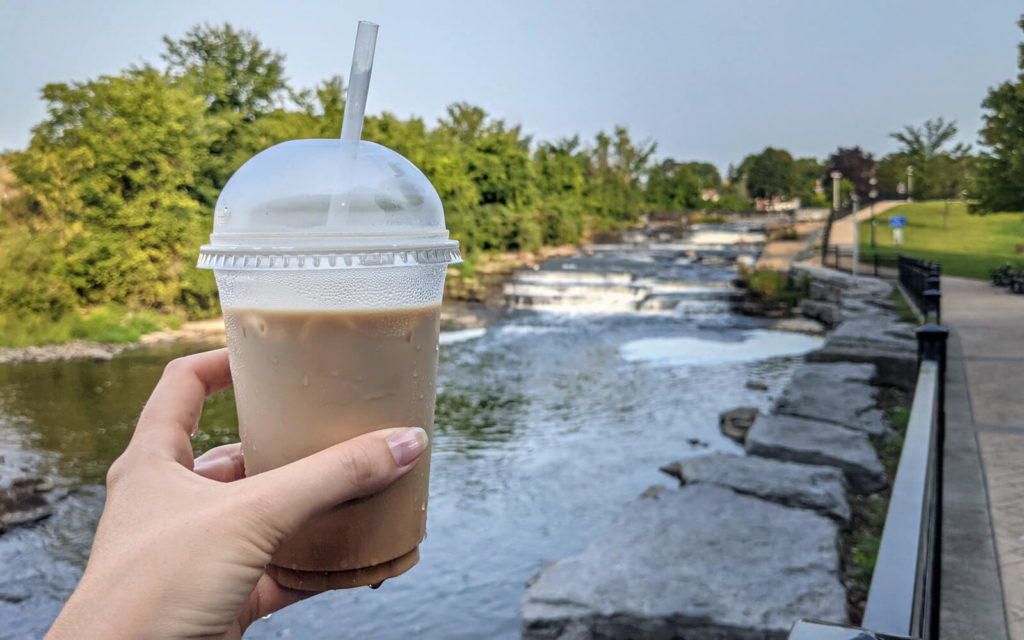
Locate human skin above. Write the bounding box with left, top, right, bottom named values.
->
left=45, top=349, right=428, bottom=640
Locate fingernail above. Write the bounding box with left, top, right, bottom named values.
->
left=387, top=427, right=428, bottom=467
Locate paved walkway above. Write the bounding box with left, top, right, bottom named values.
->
left=941, top=276, right=1024, bottom=639
left=826, top=200, right=905, bottom=247
left=755, top=201, right=904, bottom=272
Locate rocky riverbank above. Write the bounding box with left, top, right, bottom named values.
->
left=0, top=244, right=574, bottom=366
left=521, top=264, right=916, bottom=639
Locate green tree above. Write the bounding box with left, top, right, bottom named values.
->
left=533, top=137, right=586, bottom=244
left=793, top=157, right=826, bottom=206
left=8, top=67, right=215, bottom=312
left=685, top=161, right=721, bottom=189
left=743, top=147, right=796, bottom=199
left=645, top=159, right=701, bottom=210
left=874, top=153, right=909, bottom=199
left=974, top=15, right=1024, bottom=212
left=582, top=127, right=655, bottom=228
left=825, top=147, right=875, bottom=198
left=162, top=23, right=289, bottom=206
left=889, top=117, right=972, bottom=200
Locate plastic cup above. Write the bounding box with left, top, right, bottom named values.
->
left=198, top=138, right=460, bottom=590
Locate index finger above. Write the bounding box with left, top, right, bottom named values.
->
left=130, top=348, right=233, bottom=465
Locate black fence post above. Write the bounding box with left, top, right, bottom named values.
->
left=821, top=210, right=834, bottom=262
left=873, top=253, right=879, bottom=277
left=924, top=289, right=942, bottom=325
left=916, top=324, right=949, bottom=430
left=929, top=263, right=942, bottom=290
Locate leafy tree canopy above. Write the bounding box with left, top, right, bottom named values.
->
left=973, top=15, right=1024, bottom=212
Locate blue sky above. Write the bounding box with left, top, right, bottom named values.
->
left=1, top=0, right=1020, bottom=171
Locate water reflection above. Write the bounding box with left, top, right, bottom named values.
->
left=0, top=343, right=237, bottom=486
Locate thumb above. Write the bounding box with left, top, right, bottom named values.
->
left=241, top=427, right=429, bottom=541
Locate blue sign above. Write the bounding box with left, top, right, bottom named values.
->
left=889, top=215, right=906, bottom=228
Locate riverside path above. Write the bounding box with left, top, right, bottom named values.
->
left=941, top=275, right=1024, bottom=639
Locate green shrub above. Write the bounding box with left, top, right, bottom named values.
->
left=0, top=305, right=179, bottom=348
left=747, top=270, right=808, bottom=307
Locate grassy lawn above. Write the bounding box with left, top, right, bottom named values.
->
left=858, top=201, right=1024, bottom=280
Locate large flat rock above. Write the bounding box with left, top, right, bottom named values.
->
left=774, top=363, right=887, bottom=436
left=662, top=453, right=850, bottom=523
left=808, top=317, right=917, bottom=390
left=790, top=264, right=893, bottom=300
left=521, top=485, right=847, bottom=640
left=745, top=413, right=887, bottom=494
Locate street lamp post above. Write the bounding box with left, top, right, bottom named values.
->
left=906, top=165, right=914, bottom=203
left=869, top=176, right=878, bottom=249
left=831, top=171, right=842, bottom=211
left=851, top=191, right=860, bottom=277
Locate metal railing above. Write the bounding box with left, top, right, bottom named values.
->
left=820, top=251, right=941, bottom=322
left=898, top=256, right=941, bottom=323
left=862, top=325, right=947, bottom=638
left=824, top=247, right=901, bottom=278
left=788, top=323, right=949, bottom=640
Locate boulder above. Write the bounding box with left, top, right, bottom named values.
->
left=798, top=299, right=842, bottom=329
left=807, top=317, right=918, bottom=391
left=746, top=380, right=769, bottom=391
left=771, top=317, right=827, bottom=335
left=719, top=407, right=759, bottom=444
left=809, top=280, right=842, bottom=303
left=661, top=453, right=850, bottom=523
left=774, top=363, right=887, bottom=437
left=839, top=297, right=898, bottom=321
left=0, top=477, right=55, bottom=528
left=522, top=485, right=847, bottom=640
left=789, top=264, right=892, bottom=300
left=745, top=414, right=887, bottom=494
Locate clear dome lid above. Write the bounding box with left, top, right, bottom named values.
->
left=198, top=139, right=461, bottom=270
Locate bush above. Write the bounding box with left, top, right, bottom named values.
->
left=746, top=270, right=808, bottom=307
left=0, top=305, right=180, bottom=348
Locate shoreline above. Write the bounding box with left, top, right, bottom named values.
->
left=0, top=239, right=830, bottom=366
left=0, top=302, right=499, bottom=366
left=0, top=245, right=579, bottom=366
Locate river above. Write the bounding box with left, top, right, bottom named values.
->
left=0, top=232, right=824, bottom=639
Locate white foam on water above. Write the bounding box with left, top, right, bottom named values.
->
left=494, top=324, right=570, bottom=337
left=620, top=329, right=823, bottom=367
left=439, top=328, right=487, bottom=345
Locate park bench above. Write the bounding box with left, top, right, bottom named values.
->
left=1011, top=271, right=1024, bottom=294
left=991, top=264, right=1014, bottom=287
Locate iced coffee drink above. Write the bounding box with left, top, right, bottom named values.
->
left=223, top=305, right=441, bottom=589
left=198, top=137, right=460, bottom=592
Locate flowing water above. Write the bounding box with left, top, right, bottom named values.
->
left=0, top=238, right=823, bottom=639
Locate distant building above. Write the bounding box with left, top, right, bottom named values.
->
left=755, top=196, right=801, bottom=212
left=701, top=188, right=720, bottom=202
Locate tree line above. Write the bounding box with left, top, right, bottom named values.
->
left=1, top=19, right=1023, bottom=343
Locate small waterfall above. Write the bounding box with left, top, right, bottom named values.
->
left=503, top=266, right=742, bottom=313
left=503, top=226, right=761, bottom=313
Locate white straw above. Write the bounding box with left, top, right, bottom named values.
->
left=340, top=21, right=379, bottom=142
